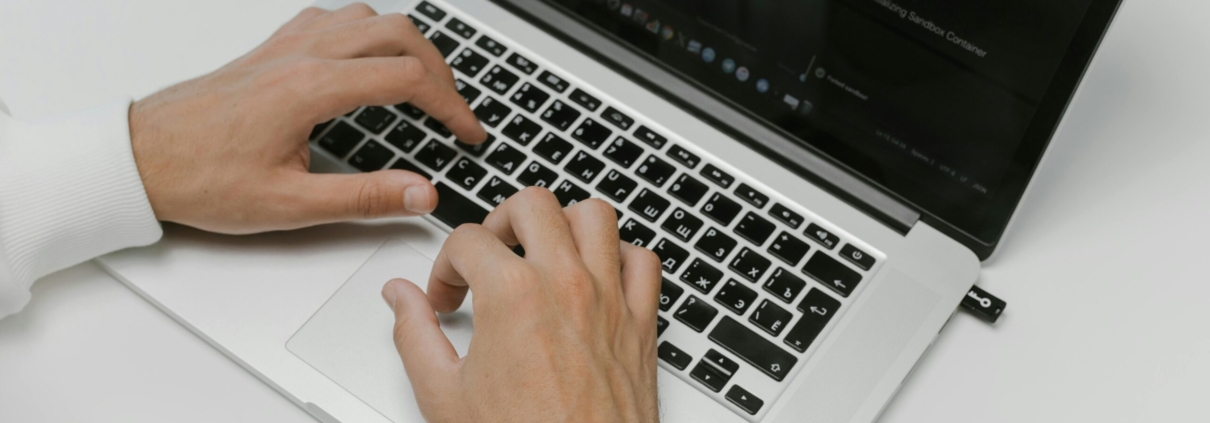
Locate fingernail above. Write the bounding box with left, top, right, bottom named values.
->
left=382, top=280, right=400, bottom=311
left=404, top=185, right=434, bottom=214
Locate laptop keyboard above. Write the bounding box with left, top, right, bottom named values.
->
left=310, top=1, right=883, bottom=419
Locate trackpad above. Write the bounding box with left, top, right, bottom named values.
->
left=287, top=238, right=474, bottom=423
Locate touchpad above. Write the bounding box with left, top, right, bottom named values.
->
left=288, top=238, right=474, bottom=423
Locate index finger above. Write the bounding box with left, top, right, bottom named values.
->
left=479, top=187, right=581, bottom=267
left=426, top=224, right=522, bottom=313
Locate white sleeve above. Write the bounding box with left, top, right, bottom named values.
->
left=0, top=98, right=163, bottom=319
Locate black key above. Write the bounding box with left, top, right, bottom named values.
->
left=317, top=121, right=364, bottom=158
left=764, top=267, right=806, bottom=303
left=657, top=316, right=669, bottom=336
left=517, top=161, right=559, bottom=189
left=701, top=193, right=742, bottom=226
left=787, top=289, right=841, bottom=352
left=803, top=252, right=862, bottom=297
left=513, top=244, right=526, bottom=257
left=564, top=150, right=605, bottom=183
left=415, top=1, right=446, bottom=21
left=414, top=139, right=458, bottom=171
left=694, top=227, right=737, bottom=262
left=709, top=316, right=798, bottom=381
left=768, top=232, right=810, bottom=266
left=540, top=100, right=581, bottom=131
left=661, top=208, right=703, bottom=242
left=354, top=106, right=397, bottom=135
left=475, top=35, right=507, bottom=56
left=453, top=79, right=482, bottom=104
left=735, top=212, right=776, bottom=245
left=384, top=120, right=426, bottom=153
left=428, top=31, right=460, bottom=58
left=454, top=133, right=495, bottom=157
left=595, top=169, right=637, bottom=202
left=501, top=114, right=543, bottom=145
left=309, top=121, right=331, bottom=140
left=444, top=17, right=476, bottom=39
left=484, top=142, right=527, bottom=174
left=348, top=140, right=395, bottom=172
left=652, top=238, right=689, bottom=273
left=537, top=70, right=570, bottom=93
left=602, top=136, right=644, bottom=168
left=509, top=82, right=550, bottom=113
left=734, top=183, right=770, bottom=209
left=634, top=125, right=668, bottom=149
left=804, top=223, right=841, bottom=250
left=569, top=88, right=602, bottom=111
left=729, top=247, right=772, bottom=283
left=700, top=163, right=735, bottom=188
left=389, top=157, right=430, bottom=180
left=680, top=258, right=723, bottom=294
left=423, top=117, right=453, bottom=138
left=674, top=295, right=717, bottom=333
left=480, top=65, right=520, bottom=95
left=407, top=14, right=431, bottom=34
left=714, top=279, right=757, bottom=315
left=628, top=189, right=670, bottom=222
left=431, top=182, right=488, bottom=227
left=635, top=155, right=676, bottom=187
left=571, top=118, right=612, bottom=149
left=668, top=174, right=709, bottom=206
left=769, top=203, right=804, bottom=229
left=704, top=349, right=741, bottom=375
left=473, top=96, right=512, bottom=128
left=533, top=133, right=573, bottom=164
left=840, top=244, right=876, bottom=270
left=600, top=106, right=634, bottom=131
left=659, top=277, right=684, bottom=312
left=553, top=179, right=590, bottom=207
left=666, top=144, right=701, bottom=168
left=475, top=176, right=518, bottom=206
left=619, top=218, right=656, bottom=248
left=394, top=103, right=426, bottom=120
left=446, top=157, right=487, bottom=190
left=725, top=386, right=764, bottom=415
left=450, top=48, right=488, bottom=78
left=658, top=341, right=692, bottom=370
left=690, top=360, right=730, bottom=393
left=505, top=52, right=538, bottom=74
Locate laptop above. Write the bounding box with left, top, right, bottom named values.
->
left=97, top=0, right=1121, bottom=421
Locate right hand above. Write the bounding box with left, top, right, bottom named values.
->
left=381, top=188, right=663, bottom=422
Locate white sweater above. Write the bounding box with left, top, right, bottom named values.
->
left=0, top=98, right=163, bottom=319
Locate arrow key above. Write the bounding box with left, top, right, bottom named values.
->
left=689, top=360, right=730, bottom=393
left=658, top=341, right=692, bottom=370
left=725, top=385, right=764, bottom=415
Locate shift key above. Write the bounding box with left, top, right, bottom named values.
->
left=708, top=316, right=797, bottom=381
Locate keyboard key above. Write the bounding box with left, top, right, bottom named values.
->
left=700, top=163, right=735, bottom=188
left=348, top=140, right=395, bottom=172
left=394, top=103, right=426, bottom=120
left=735, top=212, right=776, bottom=245
left=734, top=183, right=770, bottom=209
left=509, top=82, right=550, bottom=113
left=537, top=70, right=570, bottom=93
left=602, top=136, right=644, bottom=168
left=786, top=289, right=841, bottom=352
left=768, top=232, right=809, bottom=266
left=635, top=155, right=676, bottom=187
left=840, top=244, right=876, bottom=270
left=389, top=157, right=430, bottom=180
left=804, top=223, right=841, bottom=250
left=517, top=161, right=559, bottom=188
left=446, top=157, right=487, bottom=190
left=714, top=279, right=756, bottom=315
left=658, top=341, right=692, bottom=370
left=704, top=349, right=741, bottom=375
left=485, top=142, right=527, bottom=175
left=769, top=203, right=804, bottom=229
left=450, top=48, right=488, bottom=77
left=709, top=316, right=798, bottom=381
left=474, top=35, right=507, bottom=56
left=668, top=174, right=709, bottom=206
left=540, top=100, right=581, bottom=131
left=473, top=96, right=512, bottom=128
left=659, top=277, right=684, bottom=312
left=415, top=140, right=457, bottom=171
left=701, top=193, right=742, bottom=226
left=763, top=268, right=806, bottom=303
left=634, top=125, right=668, bottom=149
left=354, top=106, right=397, bottom=135
left=384, top=121, right=426, bottom=153
left=658, top=316, right=668, bottom=336
left=475, top=176, right=519, bottom=206
left=694, top=227, right=737, bottom=262
left=564, top=150, right=605, bottom=183
left=317, top=121, right=364, bottom=157
left=690, top=360, right=730, bottom=393
left=628, top=189, right=670, bottom=222
left=667, top=144, right=701, bottom=168
left=505, top=52, right=538, bottom=74
left=680, top=258, right=723, bottom=294
left=569, top=88, right=602, bottom=111
left=480, top=67, right=519, bottom=98
left=432, top=182, right=488, bottom=227
left=674, top=295, right=717, bottom=333
left=501, top=114, right=543, bottom=145
left=454, top=133, right=495, bottom=157
left=652, top=238, right=689, bottom=273
left=571, top=118, right=612, bottom=149
left=661, top=208, right=703, bottom=242
left=803, top=252, right=862, bottom=297
left=453, top=79, right=482, bottom=104
left=407, top=14, right=431, bottom=34
left=729, top=248, right=772, bottom=283
left=423, top=117, right=453, bottom=138
left=444, top=17, right=476, bottom=39
left=428, top=31, right=460, bottom=58
left=600, top=106, right=634, bottom=131
left=725, top=385, right=764, bottom=415
left=596, top=169, right=637, bottom=202
left=533, top=133, right=574, bottom=164
left=553, top=179, right=590, bottom=206
left=309, top=121, right=331, bottom=140
left=415, top=1, right=446, bottom=21
left=619, top=218, right=656, bottom=248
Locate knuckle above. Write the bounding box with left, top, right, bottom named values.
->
left=382, top=13, right=415, bottom=35
left=570, top=198, right=616, bottom=222
left=514, top=186, right=558, bottom=207
left=396, top=56, right=428, bottom=83
left=351, top=178, right=392, bottom=218
left=346, top=2, right=378, bottom=17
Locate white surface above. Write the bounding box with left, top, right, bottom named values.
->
left=1, top=0, right=1208, bottom=422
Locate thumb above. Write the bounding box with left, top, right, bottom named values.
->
left=382, top=279, right=459, bottom=394
left=295, top=169, right=437, bottom=223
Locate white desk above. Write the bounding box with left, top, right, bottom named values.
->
left=3, top=0, right=1208, bottom=421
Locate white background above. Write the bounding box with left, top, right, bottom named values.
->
left=3, top=0, right=1210, bottom=422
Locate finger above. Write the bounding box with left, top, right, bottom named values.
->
left=382, top=279, right=459, bottom=395
left=428, top=224, right=524, bottom=313
left=273, top=7, right=327, bottom=37
left=303, top=2, right=378, bottom=30
left=619, top=242, right=662, bottom=322
left=479, top=187, right=579, bottom=265
left=278, top=168, right=437, bottom=226
left=311, top=14, right=457, bottom=88
left=562, top=199, right=621, bottom=283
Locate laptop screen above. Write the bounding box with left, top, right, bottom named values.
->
left=544, top=0, right=1118, bottom=245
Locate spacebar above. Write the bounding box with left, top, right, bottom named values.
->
left=431, top=182, right=489, bottom=228
left=708, top=317, right=798, bottom=381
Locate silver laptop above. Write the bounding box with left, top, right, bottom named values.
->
left=97, top=0, right=1121, bottom=421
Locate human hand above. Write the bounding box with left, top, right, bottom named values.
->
left=382, top=188, right=663, bottom=423
left=129, top=4, right=486, bottom=234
